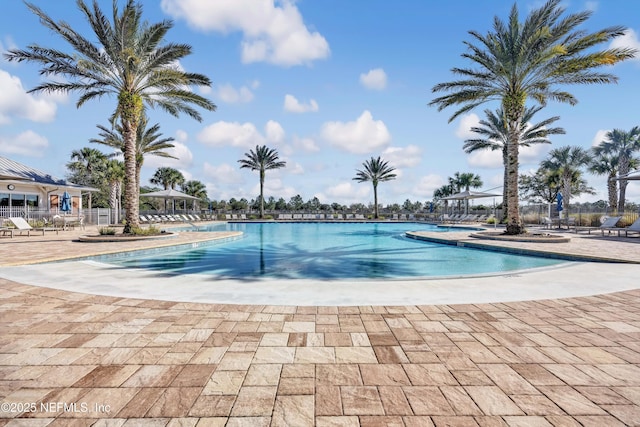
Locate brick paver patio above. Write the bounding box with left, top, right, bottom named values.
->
left=1, top=224, right=639, bottom=425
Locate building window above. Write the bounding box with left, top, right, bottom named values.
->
left=11, top=193, right=25, bottom=207
left=0, top=193, right=8, bottom=207
left=26, top=194, right=39, bottom=207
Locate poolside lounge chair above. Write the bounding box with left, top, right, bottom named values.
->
left=6, top=217, right=57, bottom=237
left=594, top=216, right=623, bottom=235
left=600, top=216, right=640, bottom=237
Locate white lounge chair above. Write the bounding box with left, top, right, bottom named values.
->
left=623, top=217, right=640, bottom=237
left=6, top=217, right=57, bottom=237
left=596, top=216, right=623, bottom=235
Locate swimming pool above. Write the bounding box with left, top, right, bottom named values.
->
left=108, top=222, right=564, bottom=279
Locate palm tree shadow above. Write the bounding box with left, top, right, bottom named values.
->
left=108, top=239, right=451, bottom=281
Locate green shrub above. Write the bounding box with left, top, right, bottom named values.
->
left=486, top=217, right=497, bottom=224
left=98, top=227, right=117, bottom=235
left=130, top=225, right=162, bottom=236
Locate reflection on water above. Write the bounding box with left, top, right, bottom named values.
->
left=116, top=222, right=561, bottom=279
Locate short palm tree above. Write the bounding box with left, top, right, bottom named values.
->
left=104, top=159, right=125, bottom=224
left=150, top=167, right=185, bottom=212
left=540, top=146, right=591, bottom=221
left=589, top=145, right=619, bottom=214
left=91, top=113, right=177, bottom=192
left=597, top=127, right=640, bottom=212
left=450, top=172, right=483, bottom=215
left=238, top=145, right=286, bottom=219
left=67, top=147, right=107, bottom=212
left=429, top=0, right=634, bottom=234
left=353, top=156, right=397, bottom=219
left=433, top=184, right=455, bottom=216
left=5, top=1, right=216, bottom=233
left=464, top=106, right=565, bottom=221
left=181, top=180, right=208, bottom=211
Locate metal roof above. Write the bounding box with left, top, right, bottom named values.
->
left=0, top=155, right=94, bottom=190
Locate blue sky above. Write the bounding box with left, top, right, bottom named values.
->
left=1, top=0, right=639, bottom=206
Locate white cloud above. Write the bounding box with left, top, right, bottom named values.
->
left=382, top=145, right=422, bottom=168
left=203, top=162, right=244, bottom=184
left=249, top=178, right=297, bottom=199
left=216, top=83, right=254, bottom=103
left=591, top=129, right=609, bottom=146
left=198, top=120, right=286, bottom=148
left=143, top=141, right=193, bottom=170
left=288, top=162, right=305, bottom=175
left=198, top=121, right=265, bottom=148
left=413, top=174, right=445, bottom=198
left=319, top=181, right=370, bottom=203
left=454, top=113, right=480, bottom=140
left=265, top=120, right=285, bottom=143
left=0, top=69, right=58, bottom=124
left=466, top=142, right=550, bottom=169
left=283, top=94, right=319, bottom=113
left=359, top=68, right=387, bottom=90
left=585, top=1, right=598, bottom=11
left=160, top=0, right=330, bottom=66
left=610, top=29, right=640, bottom=61
left=293, top=136, right=319, bottom=152
left=321, top=110, right=391, bottom=154
left=0, top=130, right=48, bottom=157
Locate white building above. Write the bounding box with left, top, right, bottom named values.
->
left=0, top=156, right=95, bottom=218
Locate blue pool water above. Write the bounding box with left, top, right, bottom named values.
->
left=108, top=222, right=563, bottom=279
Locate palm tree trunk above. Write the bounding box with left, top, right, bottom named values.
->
left=502, top=148, right=508, bottom=223
left=618, top=156, right=629, bottom=213
left=505, top=113, right=523, bottom=234
left=607, top=171, right=618, bottom=214
left=260, top=170, right=265, bottom=218
left=110, top=181, right=118, bottom=224
left=563, top=176, right=572, bottom=222
left=373, top=183, right=379, bottom=219
left=122, top=108, right=141, bottom=233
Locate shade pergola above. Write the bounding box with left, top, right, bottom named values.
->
left=442, top=190, right=502, bottom=215
left=140, top=188, right=200, bottom=213
left=613, top=170, right=640, bottom=181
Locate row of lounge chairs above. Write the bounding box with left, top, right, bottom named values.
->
left=0, top=216, right=57, bottom=237
left=440, top=214, right=491, bottom=224
left=591, top=216, right=640, bottom=237
left=139, top=214, right=206, bottom=224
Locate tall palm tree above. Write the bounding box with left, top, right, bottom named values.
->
left=597, top=127, right=640, bottom=212
left=464, top=106, right=565, bottom=221
left=238, top=145, right=286, bottom=219
left=150, top=167, right=185, bottom=212
left=540, top=146, right=591, bottom=221
left=429, top=0, right=634, bottom=234
left=104, top=159, right=125, bottom=224
left=181, top=180, right=208, bottom=211
left=91, top=113, right=177, bottom=193
left=353, top=156, right=397, bottom=219
left=450, top=172, right=483, bottom=214
left=589, top=145, right=619, bottom=214
left=67, top=147, right=107, bottom=212
left=5, top=1, right=216, bottom=233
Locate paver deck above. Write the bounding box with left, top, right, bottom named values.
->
left=1, top=223, right=639, bottom=425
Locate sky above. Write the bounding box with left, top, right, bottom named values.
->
left=1, top=0, right=640, bottom=207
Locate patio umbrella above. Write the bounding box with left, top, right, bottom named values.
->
left=60, top=191, right=72, bottom=213
left=556, top=192, right=563, bottom=213
left=140, top=188, right=200, bottom=214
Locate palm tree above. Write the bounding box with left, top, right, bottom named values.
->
left=238, top=145, right=286, bottom=219
left=5, top=1, right=216, bottom=233
left=433, top=184, right=455, bottom=216
left=353, top=156, right=397, bottom=219
left=589, top=145, right=619, bottom=214
left=104, top=159, right=125, bottom=224
left=540, top=146, right=591, bottom=221
left=429, top=0, right=634, bottom=234
left=181, top=180, right=208, bottom=211
left=91, top=113, right=177, bottom=193
left=150, top=167, right=185, bottom=212
left=67, top=147, right=107, bottom=212
left=597, top=127, right=640, bottom=212
left=464, top=106, right=565, bottom=221
left=449, top=172, right=483, bottom=215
